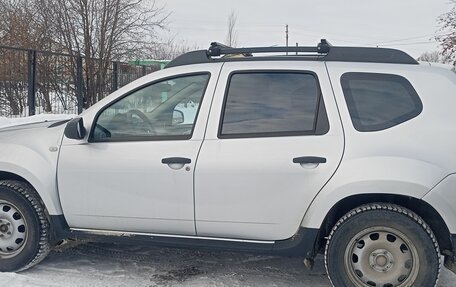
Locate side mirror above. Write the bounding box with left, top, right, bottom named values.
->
left=64, top=117, right=86, bottom=140
left=172, top=110, right=184, bottom=125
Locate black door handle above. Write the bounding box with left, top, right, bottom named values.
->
left=161, top=157, right=191, bottom=164
left=293, top=156, right=327, bottom=164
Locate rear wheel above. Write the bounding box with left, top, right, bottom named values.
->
left=0, top=180, right=50, bottom=272
left=325, top=203, right=441, bottom=287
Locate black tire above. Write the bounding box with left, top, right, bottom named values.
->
left=325, top=203, right=441, bottom=287
left=0, top=180, right=50, bottom=272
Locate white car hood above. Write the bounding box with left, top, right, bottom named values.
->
left=0, top=120, right=68, bottom=148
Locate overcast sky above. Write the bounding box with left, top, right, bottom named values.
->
left=155, top=0, right=451, bottom=58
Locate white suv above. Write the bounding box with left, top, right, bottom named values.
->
left=0, top=40, right=455, bottom=287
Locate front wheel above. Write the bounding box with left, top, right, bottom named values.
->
left=325, top=203, right=441, bottom=287
left=0, top=180, right=50, bottom=272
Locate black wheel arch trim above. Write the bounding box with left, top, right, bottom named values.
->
left=318, top=193, right=454, bottom=260
left=445, top=234, right=456, bottom=274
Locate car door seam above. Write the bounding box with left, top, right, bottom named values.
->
left=193, top=63, right=226, bottom=236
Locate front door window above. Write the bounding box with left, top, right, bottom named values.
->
left=92, top=74, right=210, bottom=141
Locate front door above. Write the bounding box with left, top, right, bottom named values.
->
left=58, top=70, right=218, bottom=235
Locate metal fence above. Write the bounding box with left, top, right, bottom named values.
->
left=0, top=46, right=162, bottom=117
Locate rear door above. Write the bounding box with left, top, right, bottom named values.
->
left=194, top=61, right=344, bottom=240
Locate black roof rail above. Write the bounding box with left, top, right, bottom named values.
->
left=165, top=39, right=418, bottom=68
left=207, top=39, right=332, bottom=56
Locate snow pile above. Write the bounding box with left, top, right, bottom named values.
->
left=0, top=114, right=75, bottom=129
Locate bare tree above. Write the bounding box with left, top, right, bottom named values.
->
left=225, top=10, right=238, bottom=47
left=0, top=0, right=47, bottom=48
left=35, top=0, right=168, bottom=106
left=0, top=0, right=90, bottom=114
left=0, top=0, right=54, bottom=115
left=417, top=51, right=455, bottom=72
left=417, top=51, right=441, bottom=63
left=149, top=37, right=199, bottom=60
left=436, top=0, right=456, bottom=66
left=0, top=0, right=169, bottom=113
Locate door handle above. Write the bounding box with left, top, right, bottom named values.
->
left=293, top=156, right=326, bottom=169
left=292, top=156, right=327, bottom=164
left=161, top=157, right=191, bottom=164
left=162, top=157, right=191, bottom=170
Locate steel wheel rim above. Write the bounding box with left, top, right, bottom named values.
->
left=344, top=226, right=420, bottom=287
left=0, top=200, right=28, bottom=259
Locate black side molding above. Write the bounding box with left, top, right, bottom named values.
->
left=48, top=216, right=320, bottom=259
left=445, top=234, right=456, bottom=274
left=48, top=119, right=71, bottom=128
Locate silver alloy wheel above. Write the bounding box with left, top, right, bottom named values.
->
left=0, top=200, right=27, bottom=259
left=344, top=226, right=420, bottom=287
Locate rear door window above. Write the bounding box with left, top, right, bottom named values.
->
left=219, top=72, right=326, bottom=138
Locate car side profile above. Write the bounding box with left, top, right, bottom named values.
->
left=0, top=40, right=455, bottom=287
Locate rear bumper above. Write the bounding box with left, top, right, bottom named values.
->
left=423, top=174, right=456, bottom=234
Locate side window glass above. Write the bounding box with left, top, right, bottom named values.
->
left=92, top=74, right=209, bottom=141
left=341, top=72, right=422, bottom=132
left=220, top=72, right=321, bottom=138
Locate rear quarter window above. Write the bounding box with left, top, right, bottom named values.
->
left=341, top=72, right=422, bottom=132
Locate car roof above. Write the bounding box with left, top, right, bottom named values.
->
left=166, top=39, right=419, bottom=69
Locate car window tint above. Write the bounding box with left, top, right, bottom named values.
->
left=92, top=74, right=209, bottom=141
left=220, top=72, right=320, bottom=137
left=341, top=72, right=422, bottom=132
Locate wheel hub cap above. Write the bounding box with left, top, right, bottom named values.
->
left=345, top=227, right=419, bottom=287
left=0, top=201, right=27, bottom=258
left=369, top=249, right=394, bottom=272
left=0, top=219, right=12, bottom=236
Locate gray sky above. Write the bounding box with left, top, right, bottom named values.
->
left=156, top=0, right=451, bottom=58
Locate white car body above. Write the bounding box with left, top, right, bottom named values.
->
left=1, top=42, right=456, bottom=283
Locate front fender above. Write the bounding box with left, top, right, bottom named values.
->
left=0, top=144, right=63, bottom=215
left=0, top=123, right=66, bottom=215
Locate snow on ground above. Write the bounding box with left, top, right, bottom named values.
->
left=0, top=114, right=75, bottom=129
left=0, top=241, right=455, bottom=287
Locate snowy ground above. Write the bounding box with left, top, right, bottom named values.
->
left=0, top=241, right=455, bottom=287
